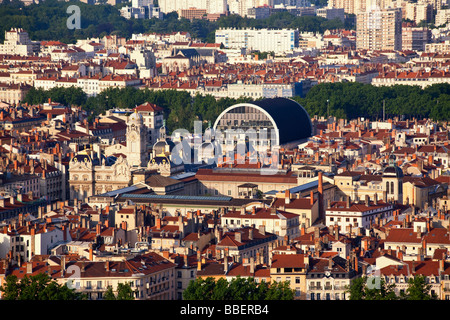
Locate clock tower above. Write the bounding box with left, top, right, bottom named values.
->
left=126, top=109, right=148, bottom=167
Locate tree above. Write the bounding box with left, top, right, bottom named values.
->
left=103, top=286, right=117, bottom=300
left=102, top=283, right=136, bottom=300
left=402, top=275, right=437, bottom=300
left=347, top=276, right=397, bottom=300
left=0, top=273, right=86, bottom=300
left=116, top=282, right=136, bottom=300
left=183, top=276, right=294, bottom=300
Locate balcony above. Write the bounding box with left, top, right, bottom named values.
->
left=308, top=285, right=322, bottom=290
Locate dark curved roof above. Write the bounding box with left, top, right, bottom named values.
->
left=383, top=154, right=404, bottom=178
left=247, top=97, right=313, bottom=145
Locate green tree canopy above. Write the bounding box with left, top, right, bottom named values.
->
left=347, top=276, right=398, bottom=300
left=402, top=275, right=437, bottom=300
left=183, top=276, right=295, bottom=300
left=0, top=273, right=86, bottom=300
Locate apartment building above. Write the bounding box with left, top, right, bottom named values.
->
left=402, top=26, right=431, bottom=51
left=0, top=28, right=34, bottom=56
left=435, top=8, right=450, bottom=26
left=0, top=83, right=32, bottom=106
left=270, top=253, right=309, bottom=299
left=378, top=258, right=449, bottom=299
left=215, top=226, right=278, bottom=264
left=306, top=253, right=359, bottom=300
left=34, top=74, right=142, bottom=97
left=325, top=198, right=394, bottom=231
left=356, top=7, right=402, bottom=51
left=327, top=0, right=358, bottom=14
left=316, top=7, right=345, bottom=22
left=158, top=0, right=227, bottom=14
left=220, top=205, right=301, bottom=241
left=10, top=252, right=177, bottom=300
left=215, top=28, right=299, bottom=54
left=0, top=218, right=70, bottom=263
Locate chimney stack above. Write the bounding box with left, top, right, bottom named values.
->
left=224, top=255, right=228, bottom=273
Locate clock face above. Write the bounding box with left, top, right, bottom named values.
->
left=128, top=131, right=138, bottom=142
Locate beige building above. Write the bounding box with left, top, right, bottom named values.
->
left=402, top=176, right=447, bottom=209
left=270, top=253, right=309, bottom=299
left=325, top=199, right=395, bottom=231
left=10, top=252, right=177, bottom=300
left=215, top=226, right=278, bottom=264
left=356, top=7, right=402, bottom=51
left=306, top=254, right=359, bottom=300
left=0, top=83, right=31, bottom=106
left=69, top=150, right=132, bottom=200
left=69, top=110, right=157, bottom=200
left=0, top=28, right=33, bottom=56
left=194, top=168, right=299, bottom=198
left=220, top=204, right=301, bottom=241
left=435, top=8, right=450, bottom=26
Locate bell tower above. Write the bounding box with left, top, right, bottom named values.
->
left=382, top=153, right=403, bottom=204
left=126, top=109, right=148, bottom=167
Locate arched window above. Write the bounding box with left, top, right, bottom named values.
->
left=391, top=181, right=394, bottom=195
left=386, top=181, right=389, bottom=194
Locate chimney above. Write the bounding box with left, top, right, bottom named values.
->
left=89, top=243, right=93, bottom=261
left=224, top=255, right=228, bottom=273
left=314, top=227, right=320, bottom=239
left=27, top=262, right=33, bottom=274
left=346, top=196, right=351, bottom=208
left=310, top=191, right=314, bottom=206
left=285, top=189, right=291, bottom=204
left=61, top=256, right=66, bottom=277
left=249, top=228, right=253, bottom=240
left=156, top=218, right=161, bottom=229
left=235, top=231, right=242, bottom=243
left=250, top=257, right=255, bottom=275
left=259, top=225, right=265, bottom=236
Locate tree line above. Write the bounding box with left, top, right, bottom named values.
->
left=23, top=82, right=450, bottom=134
left=0, top=271, right=437, bottom=300
left=292, top=82, right=450, bottom=122
left=22, top=86, right=253, bottom=132
left=0, top=0, right=349, bottom=44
